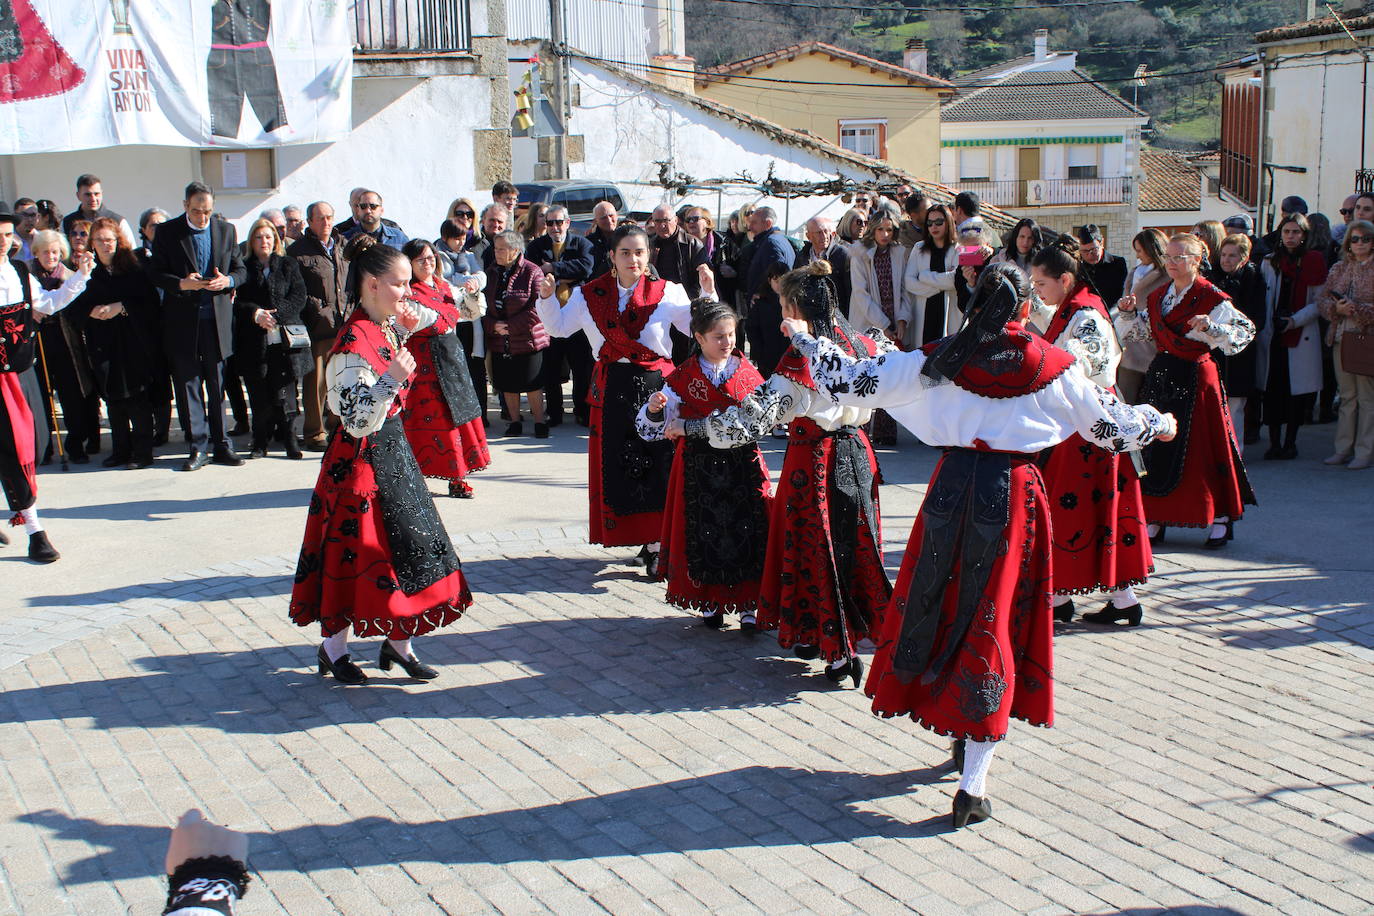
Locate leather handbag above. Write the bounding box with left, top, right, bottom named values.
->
left=279, top=323, right=312, bottom=350
left=1341, top=330, right=1374, bottom=377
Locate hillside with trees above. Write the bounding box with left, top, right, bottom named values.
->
left=685, top=0, right=1303, bottom=147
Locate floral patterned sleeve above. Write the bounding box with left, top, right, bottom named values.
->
left=683, top=374, right=807, bottom=448
left=1060, top=366, right=1170, bottom=453
left=634, top=388, right=681, bottom=442
left=790, top=332, right=931, bottom=409
left=1113, top=306, right=1154, bottom=344
left=326, top=352, right=402, bottom=437
left=1056, top=309, right=1120, bottom=388
left=1185, top=299, right=1255, bottom=355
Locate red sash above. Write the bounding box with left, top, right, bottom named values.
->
left=1043, top=283, right=1110, bottom=345
left=920, top=321, right=1076, bottom=399
left=407, top=279, right=460, bottom=334
left=1146, top=277, right=1228, bottom=362
left=774, top=325, right=878, bottom=391
left=581, top=272, right=674, bottom=408
left=332, top=310, right=409, bottom=413
left=667, top=351, right=765, bottom=420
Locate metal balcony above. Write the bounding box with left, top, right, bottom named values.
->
left=955, top=177, right=1131, bottom=208
left=352, top=0, right=472, bottom=53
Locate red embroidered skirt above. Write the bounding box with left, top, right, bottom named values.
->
left=866, top=457, right=1054, bottom=742
left=1040, top=433, right=1152, bottom=595
left=402, top=373, right=490, bottom=483
left=756, top=423, right=891, bottom=662
left=0, top=372, right=37, bottom=514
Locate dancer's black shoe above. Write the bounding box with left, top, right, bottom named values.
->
left=1149, top=525, right=1167, bottom=546
left=1203, top=519, right=1234, bottom=550
left=317, top=646, right=368, bottom=685
left=952, top=789, right=992, bottom=829
left=701, top=611, right=726, bottom=630
left=951, top=739, right=966, bottom=773
left=379, top=642, right=439, bottom=679
left=1052, top=599, right=1075, bottom=623
left=1081, top=602, right=1143, bottom=627
left=793, top=644, right=820, bottom=660
left=739, top=613, right=757, bottom=634
left=823, top=655, right=863, bottom=688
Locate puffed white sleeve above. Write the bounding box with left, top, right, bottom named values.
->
left=29, top=269, right=88, bottom=316
left=682, top=373, right=809, bottom=448
left=1186, top=299, right=1255, bottom=355
left=326, top=352, right=403, bottom=437
left=658, top=281, right=695, bottom=335
left=1057, top=366, right=1171, bottom=453
left=537, top=286, right=592, bottom=338
left=1114, top=305, right=1154, bottom=344
left=634, top=386, right=682, bottom=442
left=396, top=305, right=438, bottom=344
left=1055, top=309, right=1120, bottom=387
left=791, top=332, right=930, bottom=409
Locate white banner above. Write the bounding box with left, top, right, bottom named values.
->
left=0, top=0, right=353, bottom=154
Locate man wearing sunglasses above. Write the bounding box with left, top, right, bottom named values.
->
left=340, top=190, right=407, bottom=248
left=528, top=206, right=595, bottom=426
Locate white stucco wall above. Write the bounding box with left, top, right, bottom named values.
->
left=1264, top=46, right=1371, bottom=220
left=939, top=118, right=1143, bottom=186
left=565, top=60, right=897, bottom=235
left=0, top=71, right=492, bottom=240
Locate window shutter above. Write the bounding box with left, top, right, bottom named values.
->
left=878, top=122, right=888, bottom=160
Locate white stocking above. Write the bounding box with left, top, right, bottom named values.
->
left=1052, top=593, right=1073, bottom=607
left=20, top=507, right=42, bottom=535
left=958, top=739, right=998, bottom=798
left=1109, top=586, right=1138, bottom=609
left=1210, top=516, right=1230, bottom=540
left=388, top=637, right=414, bottom=659
left=827, top=656, right=850, bottom=671
left=322, top=629, right=350, bottom=662
left=1147, top=522, right=1161, bottom=539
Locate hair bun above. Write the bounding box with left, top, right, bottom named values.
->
left=807, top=259, right=834, bottom=277
left=344, top=233, right=378, bottom=261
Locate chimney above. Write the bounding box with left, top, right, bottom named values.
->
left=903, top=38, right=928, bottom=74
left=648, top=54, right=697, bottom=95
left=1033, top=29, right=1049, bottom=62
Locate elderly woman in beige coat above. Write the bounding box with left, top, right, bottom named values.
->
left=849, top=212, right=908, bottom=445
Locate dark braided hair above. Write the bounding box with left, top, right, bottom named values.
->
left=778, top=260, right=866, bottom=354
left=343, top=234, right=407, bottom=305
left=688, top=296, right=739, bottom=338
left=1030, top=233, right=1081, bottom=281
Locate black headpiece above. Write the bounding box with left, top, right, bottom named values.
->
left=794, top=270, right=867, bottom=354
left=921, top=263, right=1024, bottom=385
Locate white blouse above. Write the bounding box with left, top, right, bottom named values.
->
left=792, top=332, right=1171, bottom=455
left=1049, top=307, right=1121, bottom=389
left=537, top=280, right=693, bottom=360
left=1114, top=281, right=1255, bottom=356
left=0, top=260, right=87, bottom=315
left=324, top=308, right=438, bottom=437
left=683, top=333, right=898, bottom=449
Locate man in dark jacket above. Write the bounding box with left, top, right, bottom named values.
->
left=62, top=173, right=135, bottom=247
left=587, top=201, right=618, bottom=278
left=745, top=206, right=795, bottom=377
left=287, top=200, right=347, bottom=450
left=1076, top=224, right=1128, bottom=309
left=648, top=204, right=708, bottom=298
left=148, top=181, right=248, bottom=471
left=795, top=216, right=852, bottom=317
left=529, top=205, right=595, bottom=426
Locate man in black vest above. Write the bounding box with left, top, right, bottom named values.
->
left=0, top=212, right=91, bottom=561
left=287, top=200, right=347, bottom=450
left=1076, top=224, right=1128, bottom=310
left=149, top=182, right=248, bottom=471
left=529, top=205, right=595, bottom=426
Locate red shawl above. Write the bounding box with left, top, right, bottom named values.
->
left=332, top=309, right=410, bottom=413
left=407, top=278, right=460, bottom=336
left=580, top=271, right=673, bottom=370
left=1145, top=276, right=1230, bottom=361
left=1272, top=250, right=1328, bottom=347
left=1043, top=283, right=1109, bottom=345
left=920, top=322, right=1076, bottom=399
left=667, top=350, right=765, bottom=420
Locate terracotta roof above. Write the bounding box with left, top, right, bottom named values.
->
left=574, top=54, right=1014, bottom=229
left=1139, top=151, right=1202, bottom=212
left=943, top=69, right=1144, bottom=122
left=1257, top=11, right=1374, bottom=43
left=699, top=41, right=953, bottom=90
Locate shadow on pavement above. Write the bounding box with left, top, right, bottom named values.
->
left=19, top=763, right=955, bottom=882
left=38, top=487, right=316, bottom=522
left=0, top=615, right=866, bottom=733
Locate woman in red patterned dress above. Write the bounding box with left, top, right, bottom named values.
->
left=290, top=237, right=472, bottom=685
left=400, top=240, right=490, bottom=498
left=636, top=298, right=773, bottom=629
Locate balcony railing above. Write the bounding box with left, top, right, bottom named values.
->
left=352, top=0, right=472, bottom=53
left=955, top=177, right=1130, bottom=209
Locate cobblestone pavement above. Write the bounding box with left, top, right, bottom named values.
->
left=1, top=427, right=1372, bottom=915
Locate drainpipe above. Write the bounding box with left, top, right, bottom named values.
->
left=1257, top=50, right=1270, bottom=233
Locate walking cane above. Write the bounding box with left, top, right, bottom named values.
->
left=33, top=331, right=68, bottom=472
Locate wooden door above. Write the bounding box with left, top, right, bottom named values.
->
left=1018, top=147, right=1041, bottom=206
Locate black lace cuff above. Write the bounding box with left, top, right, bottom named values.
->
left=164, top=856, right=250, bottom=915
left=683, top=418, right=708, bottom=439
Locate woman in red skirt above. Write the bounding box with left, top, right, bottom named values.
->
left=290, top=237, right=473, bottom=685
left=668, top=261, right=893, bottom=687
left=636, top=298, right=772, bottom=628
left=1028, top=242, right=1154, bottom=626
left=535, top=226, right=698, bottom=571
left=1116, top=233, right=1257, bottom=548
left=400, top=240, right=490, bottom=498
left=785, top=264, right=1177, bottom=827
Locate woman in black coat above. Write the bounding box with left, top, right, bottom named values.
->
left=1207, top=233, right=1267, bottom=443
left=68, top=217, right=161, bottom=468
left=233, top=219, right=309, bottom=459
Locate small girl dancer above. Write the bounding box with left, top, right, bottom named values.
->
left=636, top=298, right=773, bottom=629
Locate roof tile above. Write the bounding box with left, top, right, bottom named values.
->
left=1139, top=151, right=1202, bottom=212
left=943, top=69, right=1143, bottom=122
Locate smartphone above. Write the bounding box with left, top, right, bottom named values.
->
left=958, top=247, right=985, bottom=268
